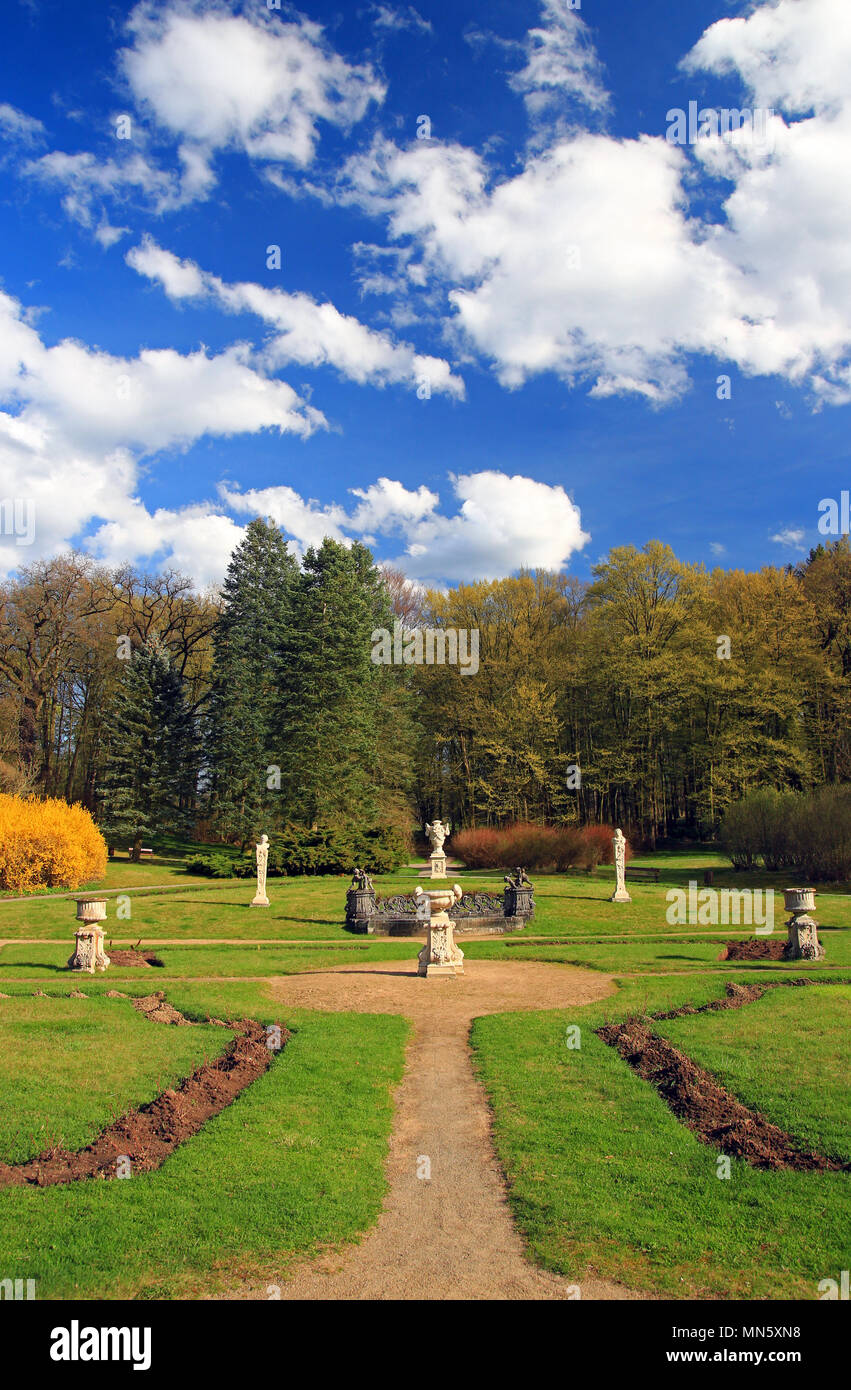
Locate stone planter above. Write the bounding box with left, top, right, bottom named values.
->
left=783, top=887, right=823, bottom=960
left=68, top=898, right=110, bottom=974
left=416, top=884, right=464, bottom=977
left=783, top=887, right=816, bottom=915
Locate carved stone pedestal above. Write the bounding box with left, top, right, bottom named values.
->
left=784, top=915, right=824, bottom=960
left=68, top=928, right=110, bottom=973
left=429, top=851, right=447, bottom=879
left=416, top=885, right=464, bottom=977
left=68, top=898, right=110, bottom=973
left=346, top=886, right=376, bottom=926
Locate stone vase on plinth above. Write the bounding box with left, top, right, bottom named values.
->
left=424, top=819, right=450, bottom=878
left=68, top=898, right=110, bottom=973
left=416, top=884, right=464, bottom=977
left=782, top=888, right=824, bottom=960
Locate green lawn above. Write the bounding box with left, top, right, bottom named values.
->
left=2, top=843, right=849, bottom=1301
left=465, top=930, right=851, bottom=972
left=5, top=863, right=851, bottom=944
left=655, top=984, right=851, bottom=1165
left=471, top=973, right=851, bottom=1299
left=0, top=995, right=230, bottom=1163
left=0, top=980, right=408, bottom=1299
left=0, top=939, right=417, bottom=978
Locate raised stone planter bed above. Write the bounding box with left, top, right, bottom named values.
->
left=345, top=879, right=533, bottom=935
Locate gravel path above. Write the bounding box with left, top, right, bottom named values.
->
left=230, top=957, right=643, bottom=1300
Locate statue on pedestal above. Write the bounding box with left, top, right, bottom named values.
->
left=504, top=866, right=535, bottom=918
left=251, top=833, right=271, bottom=907
left=346, top=866, right=377, bottom=926
left=610, top=828, right=631, bottom=903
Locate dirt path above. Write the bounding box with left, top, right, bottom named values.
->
left=232, top=957, right=642, bottom=1300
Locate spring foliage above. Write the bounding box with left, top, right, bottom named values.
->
left=0, top=793, right=107, bottom=892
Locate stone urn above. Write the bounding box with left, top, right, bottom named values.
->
left=782, top=887, right=824, bottom=960
left=783, top=887, right=816, bottom=915
left=68, top=898, right=110, bottom=973
left=416, top=884, right=464, bottom=977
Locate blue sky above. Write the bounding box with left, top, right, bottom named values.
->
left=1, top=0, right=849, bottom=587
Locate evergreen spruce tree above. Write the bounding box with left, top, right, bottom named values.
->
left=276, top=539, right=395, bottom=827
left=206, top=518, right=298, bottom=845
left=97, top=635, right=195, bottom=858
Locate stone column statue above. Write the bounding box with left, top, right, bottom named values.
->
left=424, top=818, right=450, bottom=879
left=609, top=828, right=631, bottom=903
left=251, top=833, right=270, bottom=907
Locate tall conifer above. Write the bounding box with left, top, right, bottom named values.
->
left=206, top=518, right=298, bottom=845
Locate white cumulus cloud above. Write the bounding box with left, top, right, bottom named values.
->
left=127, top=236, right=464, bottom=397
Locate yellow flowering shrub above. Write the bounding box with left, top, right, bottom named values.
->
left=0, top=795, right=108, bottom=893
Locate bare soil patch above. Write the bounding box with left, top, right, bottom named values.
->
left=598, top=989, right=849, bottom=1173
left=718, top=940, right=786, bottom=962
left=131, top=991, right=191, bottom=1026
left=652, top=978, right=817, bottom=1022
left=0, top=994, right=285, bottom=1188
left=107, top=948, right=164, bottom=968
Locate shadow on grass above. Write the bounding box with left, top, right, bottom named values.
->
left=0, top=961, right=67, bottom=973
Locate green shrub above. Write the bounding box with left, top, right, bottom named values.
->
left=184, top=852, right=235, bottom=878
left=188, top=822, right=408, bottom=879
left=723, top=784, right=851, bottom=881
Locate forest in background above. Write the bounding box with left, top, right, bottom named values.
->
left=2, top=521, right=851, bottom=850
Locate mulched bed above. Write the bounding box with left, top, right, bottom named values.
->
left=597, top=981, right=848, bottom=1172
left=652, top=978, right=810, bottom=1021
left=0, top=993, right=288, bottom=1188
left=106, top=949, right=164, bottom=968
left=718, top=939, right=786, bottom=961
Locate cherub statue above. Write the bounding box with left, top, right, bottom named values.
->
left=504, top=866, right=532, bottom=890
left=350, top=867, right=375, bottom=893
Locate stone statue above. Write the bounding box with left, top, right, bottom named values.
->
left=251, top=833, right=270, bottom=907
left=350, top=867, right=375, bottom=894
left=609, top=828, right=631, bottom=903
left=504, top=866, right=532, bottom=890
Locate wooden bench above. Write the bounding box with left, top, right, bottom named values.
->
left=625, top=865, right=660, bottom=883
left=126, top=847, right=154, bottom=858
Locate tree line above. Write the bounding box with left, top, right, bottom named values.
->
left=2, top=525, right=850, bottom=851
